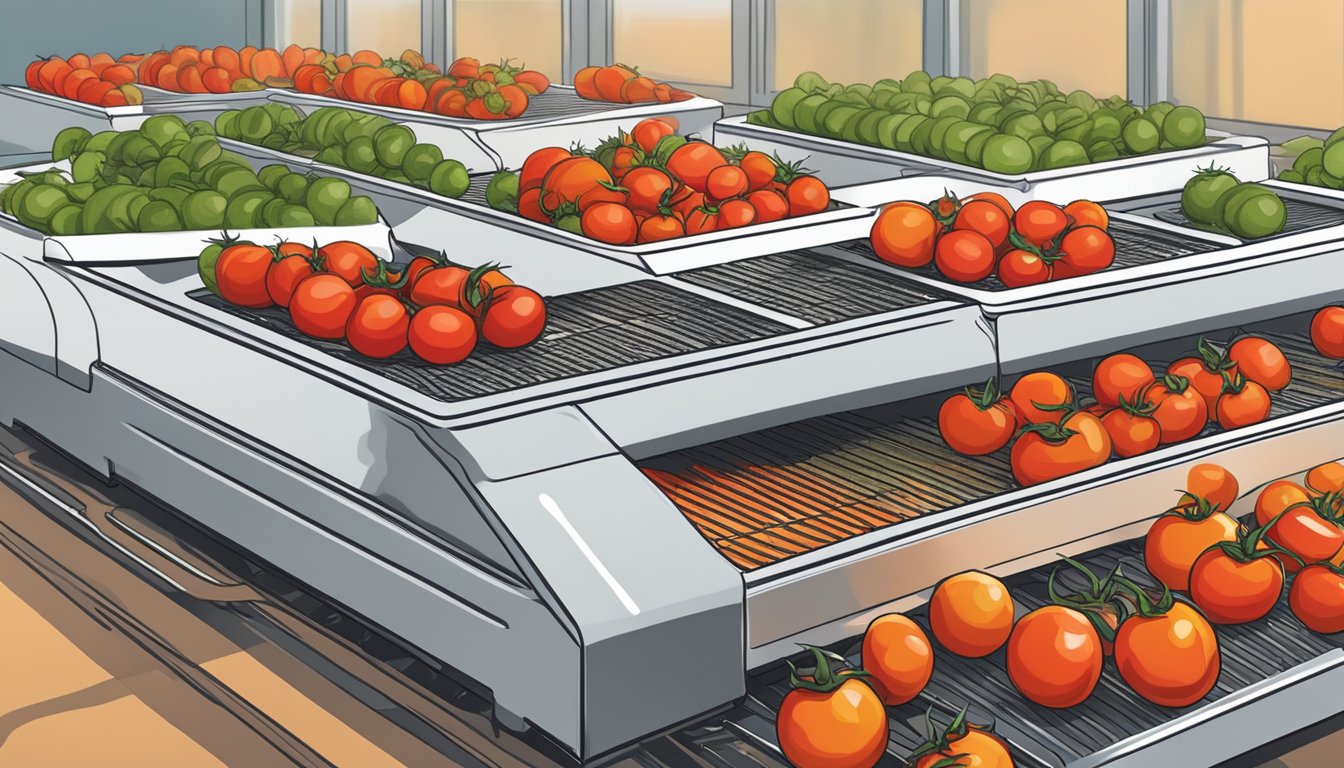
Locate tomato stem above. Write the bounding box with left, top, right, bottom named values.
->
left=785, top=644, right=870, bottom=694
left=909, top=705, right=992, bottom=766
left=1046, top=555, right=1128, bottom=641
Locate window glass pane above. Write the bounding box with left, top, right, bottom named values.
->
left=962, top=0, right=1127, bottom=98
left=1173, top=0, right=1344, bottom=127
left=613, top=0, right=731, bottom=87
left=276, top=0, right=321, bottom=50
left=455, top=0, right=562, bottom=82
left=347, top=0, right=420, bottom=56
left=774, top=0, right=922, bottom=91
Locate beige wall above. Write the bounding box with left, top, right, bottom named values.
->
left=963, top=0, right=1127, bottom=97
left=277, top=0, right=322, bottom=50
left=613, top=0, right=732, bottom=86
left=774, top=0, right=923, bottom=89
left=455, top=0, right=563, bottom=81
left=1173, top=0, right=1344, bottom=128
left=346, top=0, right=421, bottom=56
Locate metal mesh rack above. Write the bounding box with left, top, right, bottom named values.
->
left=828, top=218, right=1221, bottom=292
left=673, top=249, right=958, bottom=325
left=192, top=280, right=791, bottom=401
left=641, top=318, right=1343, bottom=570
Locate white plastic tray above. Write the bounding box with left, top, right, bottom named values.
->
left=270, top=85, right=724, bottom=170
left=716, top=114, right=1273, bottom=198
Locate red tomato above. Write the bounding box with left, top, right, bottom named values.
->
left=776, top=647, right=888, bottom=768
left=953, top=200, right=1010, bottom=251
left=346, top=294, right=410, bottom=359
left=685, top=207, right=718, bottom=236
left=704, top=165, right=748, bottom=204
left=665, top=141, right=728, bottom=193
left=1169, top=338, right=1236, bottom=412
left=397, top=255, right=439, bottom=298
left=786, top=176, right=830, bottom=216
left=622, top=166, right=675, bottom=214
left=735, top=151, right=778, bottom=192
left=1266, top=504, right=1344, bottom=570
left=860, top=614, right=933, bottom=706
left=746, top=189, right=789, bottom=224
left=1014, top=201, right=1069, bottom=249
left=717, top=198, right=756, bottom=230
left=1311, top=306, right=1344, bottom=359
left=1010, top=371, right=1073, bottom=425
left=1007, top=605, right=1103, bottom=708
left=1092, top=353, right=1155, bottom=408
left=933, top=230, right=995, bottom=283
left=580, top=202, right=638, bottom=245
left=1189, top=535, right=1285, bottom=625
left=630, top=117, right=675, bottom=155
left=1227, top=336, right=1291, bottom=392
left=1290, top=564, right=1344, bottom=633
left=1011, top=411, right=1112, bottom=486
left=998, top=248, right=1052, bottom=287
left=938, top=378, right=1018, bottom=456
left=1114, top=599, right=1219, bottom=708
left=481, top=286, right=546, bottom=348
left=870, top=202, right=939, bottom=268
left=1215, top=374, right=1271, bottom=430
left=638, top=214, right=685, bottom=243
left=215, top=243, right=274, bottom=308
left=408, top=305, right=477, bottom=364
left=1101, top=408, right=1160, bottom=458
left=318, top=241, right=380, bottom=288
left=1053, top=226, right=1115, bottom=278
left=289, top=274, right=356, bottom=340
left=1148, top=374, right=1209, bottom=444
left=266, top=253, right=317, bottom=308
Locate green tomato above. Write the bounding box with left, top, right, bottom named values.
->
left=1181, top=168, right=1240, bottom=227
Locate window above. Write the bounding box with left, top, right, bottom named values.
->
left=612, top=0, right=732, bottom=87
left=455, top=0, right=563, bottom=81
left=773, top=0, right=922, bottom=91
left=1172, top=0, right=1344, bottom=128
left=274, top=0, right=321, bottom=50
left=961, top=0, right=1127, bottom=98
left=346, top=0, right=420, bottom=56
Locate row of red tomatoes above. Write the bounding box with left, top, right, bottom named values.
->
left=207, top=237, right=545, bottom=364
left=938, top=334, right=1293, bottom=487
left=1145, top=463, right=1344, bottom=633
left=870, top=193, right=1115, bottom=286
left=512, top=117, right=831, bottom=245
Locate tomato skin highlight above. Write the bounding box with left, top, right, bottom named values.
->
left=1290, top=565, right=1344, bottom=634
left=776, top=677, right=887, bottom=768
left=1266, top=507, right=1344, bottom=570
left=1306, top=461, right=1344, bottom=497
left=1006, top=605, right=1103, bottom=708
left=1311, top=306, right=1344, bottom=359
left=1189, top=547, right=1284, bottom=624
left=928, top=571, right=1014, bottom=658
left=346, top=294, right=410, bottom=359
left=481, top=286, right=546, bottom=348
left=289, top=274, right=357, bottom=340
left=1115, top=601, right=1220, bottom=708
left=934, top=229, right=995, bottom=283
left=1144, top=511, right=1239, bottom=592
left=860, top=614, right=933, bottom=706
left=408, top=305, right=477, bottom=364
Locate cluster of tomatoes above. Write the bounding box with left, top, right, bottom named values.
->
left=869, top=193, right=1115, bottom=286
left=300, top=54, right=552, bottom=120
left=938, top=333, right=1293, bottom=487
left=25, top=52, right=144, bottom=107
left=1146, top=463, right=1344, bottom=633
left=511, top=118, right=831, bottom=245
left=205, top=235, right=545, bottom=365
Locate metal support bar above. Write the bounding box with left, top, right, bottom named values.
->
left=561, top=0, right=592, bottom=84
left=1149, top=0, right=1171, bottom=103
left=922, top=0, right=948, bottom=77
left=748, top=0, right=773, bottom=106
left=323, top=0, right=345, bottom=54
left=1126, top=0, right=1148, bottom=105
left=246, top=0, right=269, bottom=48
left=423, top=0, right=449, bottom=69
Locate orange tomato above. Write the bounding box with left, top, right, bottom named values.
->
left=1181, top=463, right=1240, bottom=513
left=594, top=64, right=637, bottom=101
left=630, top=117, right=675, bottom=155
left=1215, top=374, right=1271, bottom=430
left=665, top=141, right=728, bottom=193
left=717, top=198, right=756, bottom=230
left=1227, top=337, right=1291, bottom=392
left=748, top=188, right=790, bottom=224
left=1169, top=360, right=1232, bottom=413
left=1265, top=503, right=1344, bottom=570
left=704, top=164, right=748, bottom=203
left=572, top=65, right=600, bottom=99
left=1101, top=408, right=1160, bottom=458
left=518, top=147, right=573, bottom=193
left=1006, top=605, right=1102, bottom=707
left=201, top=66, right=232, bottom=94
left=638, top=214, right=684, bottom=243
left=1063, top=199, right=1109, bottom=229
left=1306, top=462, right=1344, bottom=496
left=1311, top=306, right=1344, bottom=359
left=870, top=202, right=940, bottom=267
left=1115, top=599, right=1219, bottom=708
left=1189, top=532, right=1285, bottom=624
left=1148, top=374, right=1209, bottom=445
left=1011, top=411, right=1112, bottom=486
left=580, top=203, right=638, bottom=245
left=1290, top=564, right=1344, bottom=634
left=1092, top=353, right=1155, bottom=408
left=1014, top=200, right=1069, bottom=249
left=1254, top=480, right=1312, bottom=527
left=620, top=75, right=658, bottom=103
left=952, top=200, right=1010, bottom=251
left=623, top=167, right=675, bottom=215
left=540, top=156, right=614, bottom=211
left=215, top=243, right=274, bottom=308
left=776, top=648, right=887, bottom=768
left=1052, top=225, right=1115, bottom=279
left=861, top=614, right=933, bottom=705
left=928, top=571, right=1014, bottom=658
left=938, top=378, right=1018, bottom=456
left=965, top=191, right=1014, bottom=220
left=997, top=248, right=1052, bottom=287
left=1145, top=509, right=1239, bottom=593
left=1009, top=371, right=1072, bottom=425
left=934, top=230, right=996, bottom=283
left=100, top=64, right=135, bottom=86
left=736, top=151, right=778, bottom=192
left=787, top=176, right=830, bottom=216
left=909, top=712, right=1014, bottom=768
